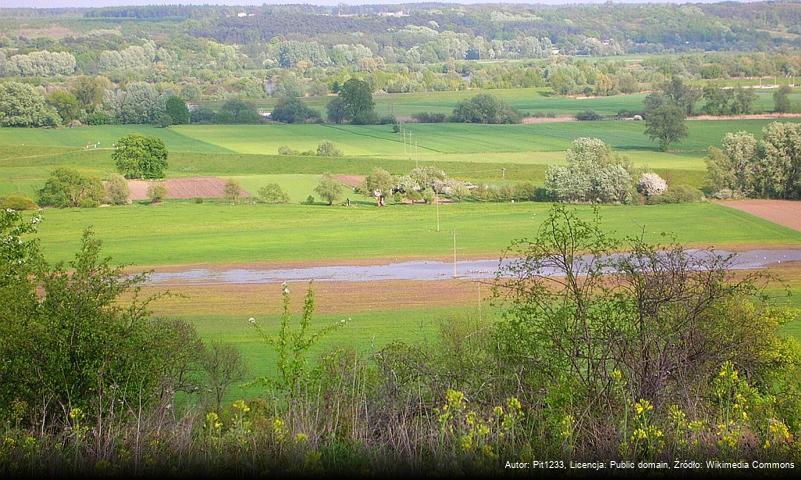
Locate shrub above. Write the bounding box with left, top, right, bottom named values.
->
left=271, top=96, right=321, bottom=124
left=648, top=184, right=704, bottom=204
left=38, top=168, right=104, bottom=208
left=575, top=110, right=602, bottom=121
left=411, top=112, right=448, bottom=123
left=0, top=195, right=38, bottom=210
left=85, top=111, right=111, bottom=125
left=147, top=183, right=168, bottom=203
left=636, top=172, right=668, bottom=198
left=104, top=173, right=130, bottom=205
left=156, top=113, right=173, bottom=128
left=421, top=188, right=435, bottom=204
left=451, top=93, right=522, bottom=124
left=277, top=145, right=300, bottom=155
left=405, top=189, right=422, bottom=203
left=224, top=179, right=242, bottom=203
left=316, top=141, right=343, bottom=157
left=258, top=183, right=290, bottom=204
left=378, top=114, right=397, bottom=125
left=194, top=197, right=204, bottom=204
left=711, top=188, right=739, bottom=200
left=304, top=195, right=315, bottom=205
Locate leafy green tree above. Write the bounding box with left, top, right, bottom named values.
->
left=314, top=173, right=343, bottom=205
left=47, top=90, right=82, bottom=123
left=0, top=82, right=61, bottom=127
left=656, top=75, right=701, bottom=116
left=363, top=168, right=395, bottom=197
left=451, top=93, right=521, bottom=124
left=760, top=121, right=801, bottom=198
left=104, top=82, right=165, bottom=124
left=701, top=85, right=734, bottom=116
left=706, top=131, right=758, bottom=196
left=258, top=183, right=290, bottom=204
left=339, top=78, right=375, bottom=124
left=113, top=134, right=168, bottom=179
left=165, top=95, right=190, bottom=124
left=217, top=99, right=261, bottom=124
left=644, top=104, right=688, bottom=152
left=545, top=138, right=633, bottom=203
left=71, top=75, right=111, bottom=113
left=326, top=96, right=347, bottom=124
left=271, top=96, right=321, bottom=123
left=774, top=85, right=793, bottom=113
left=733, top=86, right=757, bottom=114
left=37, top=168, right=104, bottom=208
left=316, top=140, right=343, bottom=157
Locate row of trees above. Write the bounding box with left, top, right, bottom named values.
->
left=0, top=79, right=191, bottom=127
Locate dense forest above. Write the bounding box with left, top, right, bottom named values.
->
left=0, top=2, right=800, bottom=104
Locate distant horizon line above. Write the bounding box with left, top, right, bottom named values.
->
left=0, top=0, right=762, bottom=10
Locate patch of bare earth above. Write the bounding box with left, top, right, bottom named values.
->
left=522, top=115, right=576, bottom=124
left=689, top=113, right=801, bottom=121
left=718, top=199, right=801, bottom=232
left=335, top=175, right=365, bottom=188
left=128, top=177, right=251, bottom=200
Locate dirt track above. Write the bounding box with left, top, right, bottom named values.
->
left=718, top=200, right=801, bottom=232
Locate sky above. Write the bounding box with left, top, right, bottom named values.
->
left=0, top=0, right=757, bottom=8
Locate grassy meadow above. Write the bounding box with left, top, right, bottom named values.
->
left=4, top=117, right=801, bottom=199
left=206, top=86, right=801, bottom=117
left=32, top=202, right=801, bottom=266
left=4, top=99, right=801, bottom=387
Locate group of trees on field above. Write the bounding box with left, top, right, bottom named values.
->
left=707, top=122, right=801, bottom=199
left=34, top=134, right=167, bottom=208
left=0, top=79, right=192, bottom=127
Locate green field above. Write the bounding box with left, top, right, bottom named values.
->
left=4, top=118, right=800, bottom=199
left=32, top=202, right=801, bottom=266
left=5, top=114, right=801, bottom=392
left=206, top=87, right=801, bottom=118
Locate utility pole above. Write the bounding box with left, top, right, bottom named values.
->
left=478, top=283, right=482, bottom=321
left=501, top=167, right=506, bottom=180
left=436, top=194, right=440, bottom=232
left=452, top=230, right=457, bottom=278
